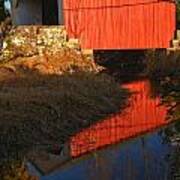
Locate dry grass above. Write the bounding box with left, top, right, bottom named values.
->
left=0, top=72, right=128, bottom=147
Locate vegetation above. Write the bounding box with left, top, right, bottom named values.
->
left=163, top=121, right=180, bottom=180
left=145, top=50, right=180, bottom=80
left=146, top=50, right=179, bottom=120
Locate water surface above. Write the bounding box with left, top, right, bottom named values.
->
left=70, top=80, right=168, bottom=157
left=42, top=80, right=176, bottom=180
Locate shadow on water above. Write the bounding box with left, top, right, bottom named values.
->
left=42, top=79, right=179, bottom=180
left=94, top=50, right=147, bottom=82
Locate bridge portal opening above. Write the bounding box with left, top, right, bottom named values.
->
left=42, top=0, right=59, bottom=25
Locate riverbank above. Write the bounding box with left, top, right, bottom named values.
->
left=0, top=47, right=129, bottom=179
left=145, top=50, right=180, bottom=179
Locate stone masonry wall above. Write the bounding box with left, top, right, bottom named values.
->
left=0, top=26, right=80, bottom=62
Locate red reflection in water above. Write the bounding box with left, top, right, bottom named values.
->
left=70, top=80, right=168, bottom=157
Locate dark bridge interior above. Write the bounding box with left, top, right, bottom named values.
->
left=42, top=0, right=59, bottom=25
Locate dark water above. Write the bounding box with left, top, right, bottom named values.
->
left=42, top=131, right=171, bottom=180
left=41, top=80, right=179, bottom=180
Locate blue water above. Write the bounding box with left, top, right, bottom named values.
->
left=42, top=130, right=171, bottom=180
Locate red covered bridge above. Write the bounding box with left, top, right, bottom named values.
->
left=12, top=0, right=176, bottom=49
left=63, top=0, right=176, bottom=49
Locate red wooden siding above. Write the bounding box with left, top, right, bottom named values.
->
left=63, top=0, right=176, bottom=49
left=70, top=80, right=168, bottom=157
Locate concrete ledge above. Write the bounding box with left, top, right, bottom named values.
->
left=27, top=143, right=71, bottom=175
left=82, top=49, right=93, bottom=55
left=177, top=30, right=180, bottom=39
left=172, top=39, right=180, bottom=48
left=82, top=49, right=94, bottom=60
